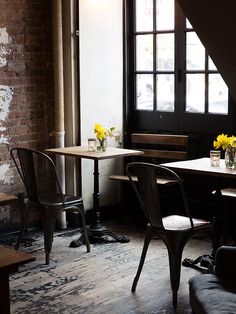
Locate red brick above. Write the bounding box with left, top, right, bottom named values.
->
left=0, top=0, right=54, bottom=211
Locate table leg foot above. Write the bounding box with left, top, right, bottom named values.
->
left=69, top=225, right=130, bottom=248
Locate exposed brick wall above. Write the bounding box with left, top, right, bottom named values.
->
left=0, top=0, right=55, bottom=232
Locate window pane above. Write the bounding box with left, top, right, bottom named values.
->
left=186, top=32, right=205, bottom=70
left=156, top=74, right=174, bottom=112
left=156, top=33, right=174, bottom=71
left=136, top=74, right=153, bottom=110
left=186, top=19, right=193, bottom=29
left=209, top=74, right=228, bottom=114
left=136, top=35, right=153, bottom=71
left=156, top=0, right=174, bottom=31
left=186, top=74, right=205, bottom=113
left=136, top=0, right=153, bottom=32
left=208, top=56, right=217, bottom=71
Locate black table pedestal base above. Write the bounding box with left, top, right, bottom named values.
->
left=69, top=224, right=130, bottom=248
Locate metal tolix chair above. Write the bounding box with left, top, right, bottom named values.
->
left=11, top=147, right=90, bottom=264
left=126, top=162, right=216, bottom=306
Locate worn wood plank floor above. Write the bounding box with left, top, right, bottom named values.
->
left=5, top=222, right=212, bottom=314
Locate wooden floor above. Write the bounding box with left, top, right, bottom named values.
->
left=4, top=221, right=212, bottom=314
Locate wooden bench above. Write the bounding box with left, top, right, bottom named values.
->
left=109, top=133, right=189, bottom=185
left=0, top=245, right=35, bottom=314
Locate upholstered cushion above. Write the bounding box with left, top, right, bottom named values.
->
left=189, top=274, right=236, bottom=314
left=162, top=215, right=210, bottom=231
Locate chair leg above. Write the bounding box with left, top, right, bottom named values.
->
left=209, top=227, right=218, bottom=257
left=77, top=203, right=90, bottom=253
left=222, top=197, right=228, bottom=245
left=131, top=224, right=152, bottom=292
left=165, top=236, right=188, bottom=307
left=41, top=207, right=58, bottom=265
left=15, top=194, right=30, bottom=250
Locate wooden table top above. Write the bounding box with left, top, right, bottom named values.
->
left=46, top=146, right=144, bottom=161
left=0, top=193, right=17, bottom=205
left=162, top=157, right=236, bottom=179
left=0, top=245, right=35, bottom=273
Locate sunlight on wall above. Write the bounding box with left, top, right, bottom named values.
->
left=80, top=0, right=123, bottom=209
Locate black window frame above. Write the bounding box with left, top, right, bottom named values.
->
left=123, top=0, right=236, bottom=137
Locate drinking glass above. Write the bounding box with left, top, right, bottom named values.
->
left=210, top=150, right=221, bottom=167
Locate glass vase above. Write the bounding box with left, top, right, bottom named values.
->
left=97, top=138, right=107, bottom=152
left=224, top=147, right=235, bottom=169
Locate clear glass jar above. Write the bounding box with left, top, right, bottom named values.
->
left=225, top=147, right=236, bottom=169
left=97, top=138, right=107, bottom=152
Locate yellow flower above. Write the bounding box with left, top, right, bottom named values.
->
left=94, top=123, right=116, bottom=142
left=229, top=136, right=236, bottom=147
left=213, top=133, right=236, bottom=150
left=94, top=124, right=105, bottom=141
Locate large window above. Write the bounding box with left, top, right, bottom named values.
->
left=136, top=0, right=175, bottom=112
left=185, top=20, right=228, bottom=115
left=125, top=0, right=234, bottom=134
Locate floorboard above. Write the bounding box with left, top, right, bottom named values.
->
left=1, top=222, right=213, bottom=314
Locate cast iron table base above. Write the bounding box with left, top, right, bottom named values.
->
left=70, top=159, right=130, bottom=248
left=69, top=224, right=130, bottom=247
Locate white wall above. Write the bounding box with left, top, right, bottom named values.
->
left=80, top=0, right=123, bottom=210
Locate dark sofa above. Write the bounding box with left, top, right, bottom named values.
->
left=189, top=246, right=236, bottom=314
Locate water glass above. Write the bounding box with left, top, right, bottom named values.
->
left=88, top=138, right=96, bottom=151
left=210, top=150, right=221, bottom=167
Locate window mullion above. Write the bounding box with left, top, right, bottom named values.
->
left=205, top=51, right=209, bottom=113
left=153, top=0, right=157, bottom=111
left=175, top=0, right=185, bottom=122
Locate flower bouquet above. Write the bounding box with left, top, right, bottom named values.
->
left=213, top=133, right=236, bottom=168
left=94, top=123, right=116, bottom=152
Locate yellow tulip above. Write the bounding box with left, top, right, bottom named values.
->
left=213, top=133, right=236, bottom=150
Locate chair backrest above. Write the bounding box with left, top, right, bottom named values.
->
left=10, top=147, right=63, bottom=205
left=126, top=162, right=193, bottom=229
left=131, top=133, right=189, bottom=163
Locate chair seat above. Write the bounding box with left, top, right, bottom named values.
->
left=109, top=174, right=177, bottom=185
left=40, top=193, right=83, bottom=207
left=63, top=194, right=83, bottom=205
left=162, top=215, right=211, bottom=231
left=220, top=187, right=236, bottom=198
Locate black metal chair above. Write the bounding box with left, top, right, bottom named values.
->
left=10, top=147, right=90, bottom=264
left=126, top=162, right=215, bottom=306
